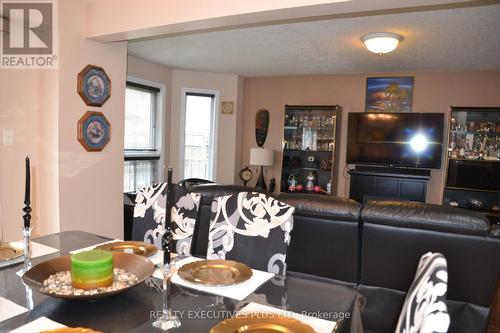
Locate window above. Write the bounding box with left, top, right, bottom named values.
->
left=181, top=90, right=218, bottom=181
left=124, top=81, right=162, bottom=192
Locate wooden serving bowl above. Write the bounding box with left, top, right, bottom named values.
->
left=22, top=252, right=154, bottom=301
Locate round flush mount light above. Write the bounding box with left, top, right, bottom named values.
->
left=361, top=32, right=403, bottom=55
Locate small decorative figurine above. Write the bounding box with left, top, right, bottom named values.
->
left=269, top=177, right=276, bottom=193
left=288, top=174, right=298, bottom=191
left=326, top=179, right=332, bottom=195
left=306, top=171, right=316, bottom=191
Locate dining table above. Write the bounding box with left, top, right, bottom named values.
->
left=0, top=231, right=365, bottom=333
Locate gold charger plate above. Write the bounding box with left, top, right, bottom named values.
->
left=94, top=241, right=157, bottom=257
left=178, top=259, right=253, bottom=287
left=0, top=243, right=23, bottom=261
left=210, top=314, right=315, bottom=333
left=22, top=252, right=154, bottom=301
left=41, top=328, right=102, bottom=333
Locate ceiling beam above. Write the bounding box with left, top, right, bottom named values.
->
left=86, top=0, right=497, bottom=42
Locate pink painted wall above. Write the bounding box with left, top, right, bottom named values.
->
left=0, top=1, right=127, bottom=242
left=57, top=0, right=127, bottom=238
left=241, top=71, right=500, bottom=203
left=0, top=71, right=41, bottom=241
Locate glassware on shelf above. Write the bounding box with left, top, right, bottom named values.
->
left=301, top=127, right=317, bottom=151
left=282, top=106, right=338, bottom=194
left=448, top=109, right=500, bottom=160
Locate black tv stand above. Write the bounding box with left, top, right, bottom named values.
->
left=354, top=165, right=431, bottom=178
left=348, top=165, right=430, bottom=204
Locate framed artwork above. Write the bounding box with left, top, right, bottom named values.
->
left=77, top=65, right=111, bottom=107
left=77, top=111, right=111, bottom=151
left=221, top=101, right=234, bottom=114
left=365, top=76, right=414, bottom=112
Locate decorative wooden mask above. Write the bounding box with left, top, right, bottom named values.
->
left=255, top=109, right=270, bottom=147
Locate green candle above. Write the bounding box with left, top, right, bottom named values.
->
left=71, top=250, right=113, bottom=290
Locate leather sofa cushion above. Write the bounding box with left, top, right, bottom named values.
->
left=361, top=200, right=490, bottom=236
left=359, top=285, right=491, bottom=333
left=286, top=215, right=359, bottom=282
left=279, top=194, right=361, bottom=222
left=360, top=222, right=500, bottom=307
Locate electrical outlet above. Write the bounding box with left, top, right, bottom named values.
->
left=3, top=129, right=14, bottom=146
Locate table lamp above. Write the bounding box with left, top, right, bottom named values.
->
left=250, top=148, right=274, bottom=190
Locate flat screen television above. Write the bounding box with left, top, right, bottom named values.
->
left=347, top=112, right=445, bottom=169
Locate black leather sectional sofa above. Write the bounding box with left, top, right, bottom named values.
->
left=187, top=185, right=500, bottom=333
left=124, top=184, right=500, bottom=332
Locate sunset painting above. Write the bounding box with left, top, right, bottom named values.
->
left=365, top=77, right=414, bottom=112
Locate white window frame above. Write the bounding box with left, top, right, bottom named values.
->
left=179, top=88, right=220, bottom=181
left=124, top=76, right=167, bottom=190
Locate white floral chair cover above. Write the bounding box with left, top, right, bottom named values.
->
left=207, top=192, right=295, bottom=275
left=396, top=252, right=450, bottom=333
left=132, top=182, right=201, bottom=255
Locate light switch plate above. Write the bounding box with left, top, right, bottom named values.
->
left=3, top=129, right=14, bottom=146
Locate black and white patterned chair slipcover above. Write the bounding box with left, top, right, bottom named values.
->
left=132, top=182, right=201, bottom=256
left=396, top=252, right=450, bottom=333
left=207, top=192, right=295, bottom=275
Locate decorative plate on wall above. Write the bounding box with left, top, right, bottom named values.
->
left=77, top=111, right=111, bottom=151
left=77, top=65, right=111, bottom=107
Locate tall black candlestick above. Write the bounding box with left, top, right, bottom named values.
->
left=162, top=167, right=174, bottom=266
left=24, top=156, right=30, bottom=204
left=23, top=156, right=31, bottom=229
left=162, top=228, right=172, bottom=266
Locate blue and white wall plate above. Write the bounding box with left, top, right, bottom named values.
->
left=77, top=65, right=111, bottom=107
left=77, top=111, right=111, bottom=151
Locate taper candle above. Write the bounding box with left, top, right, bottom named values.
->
left=24, top=156, right=30, bottom=205
left=23, top=156, right=31, bottom=229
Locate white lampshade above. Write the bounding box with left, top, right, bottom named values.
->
left=250, top=148, right=274, bottom=166
left=361, top=32, right=403, bottom=55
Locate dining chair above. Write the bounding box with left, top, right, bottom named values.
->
left=178, top=177, right=215, bottom=190
left=395, top=252, right=450, bottom=333
left=132, top=182, right=201, bottom=255
left=206, top=191, right=295, bottom=275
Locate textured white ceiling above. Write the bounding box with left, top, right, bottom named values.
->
left=127, top=4, right=500, bottom=76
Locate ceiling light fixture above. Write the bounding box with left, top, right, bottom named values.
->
left=361, top=32, right=403, bottom=55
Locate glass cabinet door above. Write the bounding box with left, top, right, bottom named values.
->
left=448, top=109, right=500, bottom=160
left=281, top=105, right=340, bottom=195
